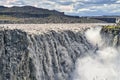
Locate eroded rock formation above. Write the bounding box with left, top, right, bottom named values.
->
left=0, top=28, right=92, bottom=80
left=0, top=24, right=118, bottom=80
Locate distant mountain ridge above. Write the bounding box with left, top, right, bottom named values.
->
left=0, top=6, right=119, bottom=23
left=0, top=6, right=65, bottom=18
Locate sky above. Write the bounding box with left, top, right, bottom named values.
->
left=0, top=0, right=120, bottom=16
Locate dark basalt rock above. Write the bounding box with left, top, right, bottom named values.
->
left=1, top=26, right=119, bottom=80
left=0, top=29, right=92, bottom=80
left=101, top=26, right=120, bottom=46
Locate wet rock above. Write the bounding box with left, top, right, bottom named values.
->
left=0, top=29, right=91, bottom=80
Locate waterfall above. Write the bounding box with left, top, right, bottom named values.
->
left=0, top=24, right=119, bottom=80
left=26, top=30, right=92, bottom=80
left=73, top=27, right=120, bottom=80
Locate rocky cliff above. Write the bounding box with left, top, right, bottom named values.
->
left=101, top=26, right=120, bottom=47
left=0, top=24, right=118, bottom=80
left=0, top=24, right=94, bottom=80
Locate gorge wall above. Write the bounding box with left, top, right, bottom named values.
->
left=0, top=24, right=119, bottom=80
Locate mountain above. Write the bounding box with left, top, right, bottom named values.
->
left=0, top=6, right=119, bottom=23
left=0, top=6, right=65, bottom=18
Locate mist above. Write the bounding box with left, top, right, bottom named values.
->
left=73, top=27, right=120, bottom=80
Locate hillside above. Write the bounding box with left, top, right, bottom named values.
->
left=0, top=6, right=119, bottom=23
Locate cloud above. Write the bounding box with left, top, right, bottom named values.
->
left=57, top=5, right=74, bottom=12
left=0, top=0, right=25, bottom=7
left=0, top=0, right=120, bottom=16
left=78, top=0, right=117, bottom=4
left=49, top=0, right=74, bottom=5
left=116, top=0, right=120, bottom=3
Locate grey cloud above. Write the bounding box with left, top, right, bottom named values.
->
left=0, top=0, right=120, bottom=16
left=78, top=0, right=117, bottom=4
left=55, top=1, right=73, bottom=5
left=73, top=0, right=120, bottom=11
left=11, top=1, right=25, bottom=6
left=48, top=0, right=74, bottom=5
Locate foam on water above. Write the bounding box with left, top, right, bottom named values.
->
left=73, top=27, right=120, bottom=80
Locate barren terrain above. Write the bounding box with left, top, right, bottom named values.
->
left=0, top=23, right=114, bottom=34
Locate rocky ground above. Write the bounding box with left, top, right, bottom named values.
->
left=0, top=23, right=114, bottom=34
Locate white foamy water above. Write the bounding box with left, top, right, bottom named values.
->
left=73, top=27, right=120, bottom=80
left=0, top=23, right=117, bottom=80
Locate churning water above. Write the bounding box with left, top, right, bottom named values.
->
left=73, top=27, right=120, bottom=80
left=0, top=24, right=118, bottom=80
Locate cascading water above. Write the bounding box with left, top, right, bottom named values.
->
left=0, top=24, right=119, bottom=80
left=73, top=27, right=120, bottom=80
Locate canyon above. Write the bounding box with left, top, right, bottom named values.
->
left=0, top=23, right=119, bottom=80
